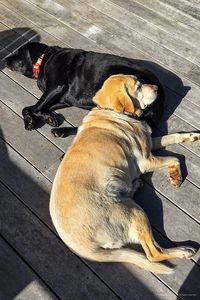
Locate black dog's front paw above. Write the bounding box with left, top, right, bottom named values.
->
left=51, top=127, right=78, bottom=138
left=51, top=128, right=64, bottom=137
left=24, top=115, right=37, bottom=131
left=45, top=113, right=60, bottom=127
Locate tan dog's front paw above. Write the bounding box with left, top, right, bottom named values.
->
left=184, top=133, right=200, bottom=143
left=177, top=246, right=198, bottom=259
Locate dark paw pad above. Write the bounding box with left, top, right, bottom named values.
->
left=51, top=128, right=64, bottom=137
left=46, top=114, right=59, bottom=127
left=24, top=116, right=36, bottom=131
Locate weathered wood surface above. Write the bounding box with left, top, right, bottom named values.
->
left=0, top=0, right=199, bottom=299
left=0, top=235, right=58, bottom=300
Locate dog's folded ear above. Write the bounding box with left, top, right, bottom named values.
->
left=113, top=91, right=135, bottom=113
left=93, top=74, right=138, bottom=114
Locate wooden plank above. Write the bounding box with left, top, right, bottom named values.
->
left=83, top=0, right=200, bottom=107
left=27, top=0, right=200, bottom=86
left=0, top=100, right=63, bottom=173
left=158, top=0, right=200, bottom=21
left=155, top=113, right=200, bottom=163
left=0, top=71, right=74, bottom=152
left=0, top=0, right=107, bottom=52
left=0, top=181, right=118, bottom=300
left=136, top=0, right=200, bottom=33
left=135, top=183, right=200, bottom=298
left=0, top=138, right=177, bottom=300
left=144, top=169, right=200, bottom=223
left=169, top=100, right=199, bottom=129
left=109, top=0, right=200, bottom=46
left=57, top=0, right=200, bottom=66
left=0, top=236, right=58, bottom=300
left=0, top=25, right=40, bottom=51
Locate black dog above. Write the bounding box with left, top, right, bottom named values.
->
left=6, top=42, right=164, bottom=135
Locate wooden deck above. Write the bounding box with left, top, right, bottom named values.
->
left=0, top=0, right=199, bottom=299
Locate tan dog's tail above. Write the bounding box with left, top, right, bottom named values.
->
left=85, top=248, right=174, bottom=274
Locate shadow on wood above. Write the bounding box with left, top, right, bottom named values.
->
left=0, top=27, right=40, bottom=70
left=178, top=258, right=200, bottom=299
left=0, top=126, right=163, bottom=299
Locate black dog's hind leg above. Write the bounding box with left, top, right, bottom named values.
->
left=51, top=127, right=78, bottom=138
left=23, top=83, right=67, bottom=130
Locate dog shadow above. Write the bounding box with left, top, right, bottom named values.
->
left=131, top=59, right=191, bottom=136
left=178, top=258, right=200, bottom=299
left=0, top=27, right=41, bottom=70
left=0, top=125, right=162, bottom=300
left=136, top=147, right=199, bottom=250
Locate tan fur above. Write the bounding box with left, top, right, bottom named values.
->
left=93, top=74, right=157, bottom=116
left=50, top=75, right=199, bottom=273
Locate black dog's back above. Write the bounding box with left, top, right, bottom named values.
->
left=51, top=49, right=164, bottom=126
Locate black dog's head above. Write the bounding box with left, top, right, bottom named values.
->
left=6, top=42, right=47, bottom=78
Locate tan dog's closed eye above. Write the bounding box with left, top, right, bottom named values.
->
left=50, top=75, right=198, bottom=274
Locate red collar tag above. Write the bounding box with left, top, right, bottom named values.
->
left=32, top=54, right=44, bottom=79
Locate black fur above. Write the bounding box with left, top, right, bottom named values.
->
left=6, top=42, right=165, bottom=133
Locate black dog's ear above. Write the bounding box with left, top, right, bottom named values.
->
left=27, top=42, right=47, bottom=64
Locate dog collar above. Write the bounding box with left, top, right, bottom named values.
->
left=32, top=54, right=44, bottom=79
left=96, top=105, right=140, bottom=120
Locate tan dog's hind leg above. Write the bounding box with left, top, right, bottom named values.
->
left=141, top=156, right=182, bottom=187
left=130, top=208, right=197, bottom=263
left=152, top=132, right=200, bottom=151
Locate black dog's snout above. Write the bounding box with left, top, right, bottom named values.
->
left=5, top=54, right=22, bottom=71
left=5, top=55, right=14, bottom=68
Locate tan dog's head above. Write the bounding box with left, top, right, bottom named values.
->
left=93, top=74, right=158, bottom=116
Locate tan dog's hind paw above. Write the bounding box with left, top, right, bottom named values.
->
left=169, top=164, right=182, bottom=187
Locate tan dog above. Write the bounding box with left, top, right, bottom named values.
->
left=50, top=75, right=199, bottom=273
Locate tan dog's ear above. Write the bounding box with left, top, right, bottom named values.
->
left=114, top=90, right=135, bottom=113
left=93, top=75, right=138, bottom=113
